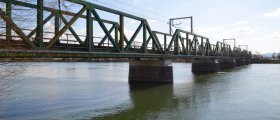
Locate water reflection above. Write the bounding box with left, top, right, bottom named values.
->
left=0, top=63, right=26, bottom=100
left=93, top=72, right=218, bottom=119
left=92, top=83, right=178, bottom=120
left=1, top=63, right=279, bottom=120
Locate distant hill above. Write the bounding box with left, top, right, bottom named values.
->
left=262, top=53, right=273, bottom=58
left=262, top=53, right=280, bottom=58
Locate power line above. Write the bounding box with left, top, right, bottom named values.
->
left=92, top=0, right=169, bottom=24
left=113, top=0, right=169, bottom=19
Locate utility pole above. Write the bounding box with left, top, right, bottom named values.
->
left=238, top=45, right=248, bottom=51
left=223, top=38, right=236, bottom=48
left=169, top=16, right=193, bottom=34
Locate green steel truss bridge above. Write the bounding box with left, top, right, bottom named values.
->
left=0, top=0, right=252, bottom=59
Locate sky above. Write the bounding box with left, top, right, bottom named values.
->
left=84, top=0, right=280, bottom=54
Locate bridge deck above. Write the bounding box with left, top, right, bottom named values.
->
left=0, top=49, right=234, bottom=59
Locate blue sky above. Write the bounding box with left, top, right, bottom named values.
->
left=84, top=0, right=280, bottom=53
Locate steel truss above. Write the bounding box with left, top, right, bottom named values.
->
left=0, top=0, right=252, bottom=59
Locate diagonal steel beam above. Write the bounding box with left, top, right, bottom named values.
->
left=117, top=26, right=129, bottom=44
left=46, top=6, right=86, bottom=49
left=124, top=22, right=143, bottom=51
left=98, top=25, right=115, bottom=46
left=0, top=8, right=37, bottom=49
left=6, top=0, right=11, bottom=44
left=178, top=34, right=186, bottom=53
left=146, top=22, right=163, bottom=52
left=0, top=0, right=118, bottom=25
left=28, top=13, right=54, bottom=38
left=167, top=30, right=179, bottom=51
left=60, top=15, right=83, bottom=45
left=91, top=8, right=120, bottom=52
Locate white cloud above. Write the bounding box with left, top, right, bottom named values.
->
left=264, top=8, right=280, bottom=17
left=234, top=20, right=248, bottom=26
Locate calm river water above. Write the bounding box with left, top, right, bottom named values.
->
left=0, top=62, right=280, bottom=120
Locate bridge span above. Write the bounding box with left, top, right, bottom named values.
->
left=0, top=0, right=252, bottom=83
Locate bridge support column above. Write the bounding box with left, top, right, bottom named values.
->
left=220, top=59, right=236, bottom=70
left=245, top=59, right=251, bottom=65
left=192, top=58, right=220, bottom=73
left=129, top=59, right=173, bottom=83
left=236, top=58, right=246, bottom=67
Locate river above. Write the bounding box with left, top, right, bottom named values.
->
left=0, top=62, right=280, bottom=120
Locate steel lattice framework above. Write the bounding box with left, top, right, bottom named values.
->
left=0, top=0, right=252, bottom=59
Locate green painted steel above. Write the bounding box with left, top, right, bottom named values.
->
left=0, top=0, right=252, bottom=60
left=124, top=22, right=144, bottom=51
left=143, top=23, right=147, bottom=53
left=60, top=15, right=83, bottom=45
left=86, top=9, right=93, bottom=51
left=46, top=6, right=87, bottom=49
left=37, top=0, right=44, bottom=48
left=119, top=15, right=124, bottom=51
left=98, top=25, right=116, bottom=47
left=91, top=8, right=121, bottom=52
left=0, top=8, right=37, bottom=49
left=6, top=0, right=11, bottom=44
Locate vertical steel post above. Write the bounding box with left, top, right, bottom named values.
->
left=6, top=0, right=12, bottom=46
left=37, top=0, right=44, bottom=48
left=55, top=14, right=60, bottom=35
left=201, top=38, right=204, bottom=55
left=54, top=13, right=60, bottom=44
left=152, top=38, right=155, bottom=52
left=190, top=17, right=193, bottom=33
left=114, top=25, right=118, bottom=44
left=194, top=37, right=197, bottom=55
left=86, top=9, right=93, bottom=51
left=186, top=33, right=189, bottom=54
left=174, top=34, right=179, bottom=54
left=119, top=15, right=124, bottom=51
left=164, top=34, right=167, bottom=51
left=143, top=22, right=147, bottom=53
left=169, top=19, right=172, bottom=34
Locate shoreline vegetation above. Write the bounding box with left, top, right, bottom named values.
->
left=252, top=58, right=280, bottom=64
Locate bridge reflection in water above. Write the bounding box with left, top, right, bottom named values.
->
left=91, top=73, right=217, bottom=120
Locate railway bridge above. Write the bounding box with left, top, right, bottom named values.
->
left=0, top=0, right=252, bottom=83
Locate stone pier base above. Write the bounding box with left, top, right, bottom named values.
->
left=245, top=59, right=251, bottom=65
left=129, top=59, right=173, bottom=83
left=236, top=59, right=246, bottom=67
left=220, top=59, right=237, bottom=69
left=192, top=58, right=220, bottom=73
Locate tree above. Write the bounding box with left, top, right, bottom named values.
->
left=277, top=52, right=280, bottom=60
left=0, top=0, right=73, bottom=35
left=272, top=52, right=276, bottom=59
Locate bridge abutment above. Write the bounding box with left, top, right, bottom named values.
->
left=219, top=59, right=237, bottom=69
left=192, top=58, right=220, bottom=73
left=129, top=59, right=173, bottom=83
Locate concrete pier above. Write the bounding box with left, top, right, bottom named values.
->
left=220, top=59, right=237, bottom=69
left=236, top=59, right=246, bottom=67
left=129, top=59, right=173, bottom=83
left=192, top=58, right=220, bottom=73
left=245, top=59, right=251, bottom=65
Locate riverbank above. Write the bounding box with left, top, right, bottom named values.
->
left=252, top=58, right=280, bottom=64
left=0, top=58, right=193, bottom=63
